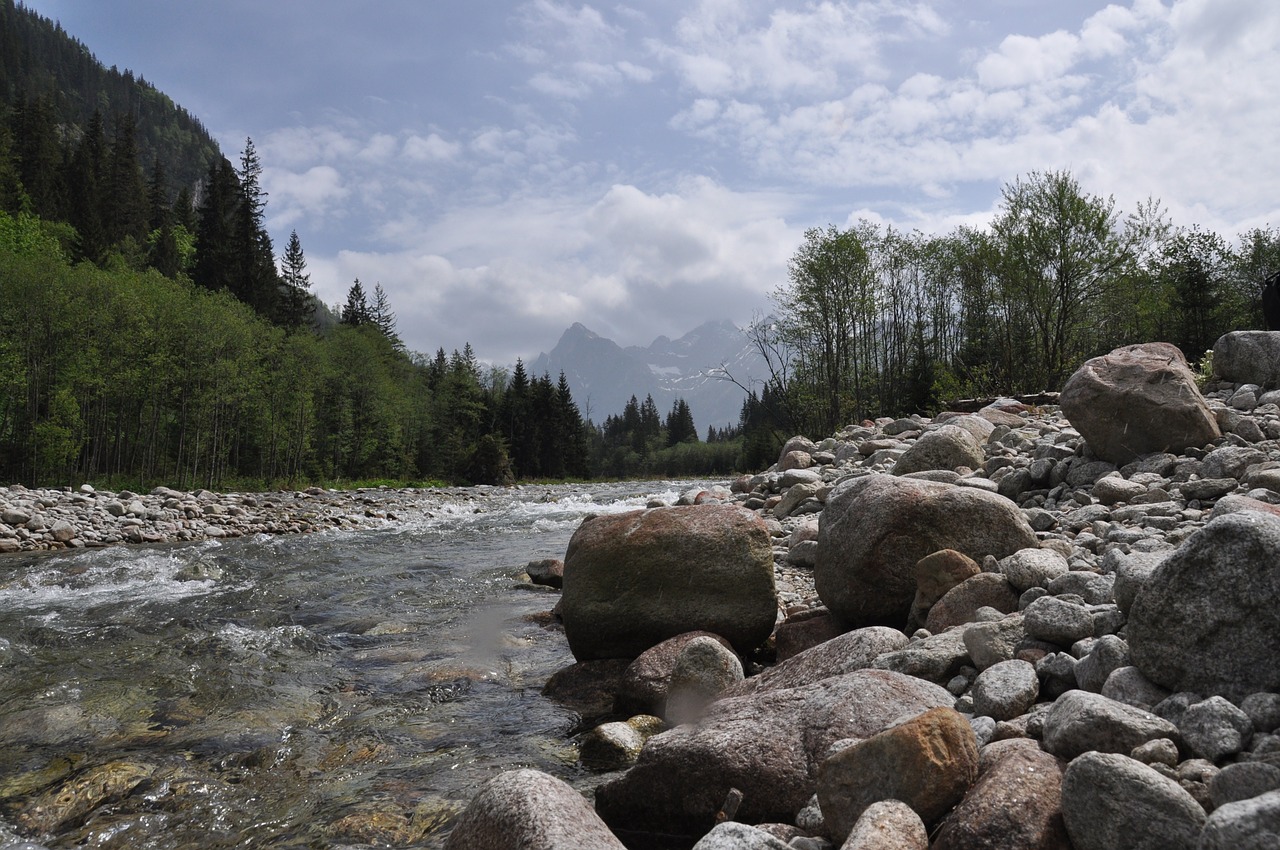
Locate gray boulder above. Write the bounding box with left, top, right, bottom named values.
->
left=962, top=613, right=1025, bottom=671
left=816, top=475, right=1037, bottom=628
left=1128, top=511, right=1280, bottom=700
left=1059, top=342, right=1220, bottom=466
left=1060, top=752, right=1206, bottom=850
left=1210, top=762, right=1280, bottom=808
left=723, top=626, right=908, bottom=697
left=999, top=548, right=1069, bottom=593
left=616, top=631, right=736, bottom=716
left=665, top=636, right=744, bottom=725
left=1179, top=695, right=1253, bottom=762
left=444, top=768, right=626, bottom=850
left=1199, top=789, right=1280, bottom=850
left=594, top=669, right=953, bottom=837
left=841, top=800, right=928, bottom=849
left=1041, top=690, right=1181, bottom=760
left=562, top=506, right=777, bottom=660
left=893, top=425, right=985, bottom=476
left=1023, top=595, right=1094, bottom=647
left=690, top=822, right=791, bottom=850
left=1213, top=330, right=1280, bottom=388
left=970, top=659, right=1039, bottom=721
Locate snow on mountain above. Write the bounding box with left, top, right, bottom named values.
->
left=528, top=320, right=768, bottom=430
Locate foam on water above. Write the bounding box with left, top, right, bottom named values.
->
left=0, top=541, right=227, bottom=615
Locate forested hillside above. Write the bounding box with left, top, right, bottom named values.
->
left=0, top=0, right=218, bottom=198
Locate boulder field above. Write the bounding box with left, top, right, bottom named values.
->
left=447, top=337, right=1280, bottom=849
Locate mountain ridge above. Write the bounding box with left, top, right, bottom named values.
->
left=529, top=319, right=768, bottom=431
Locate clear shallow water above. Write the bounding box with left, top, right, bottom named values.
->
left=0, top=482, right=689, bottom=849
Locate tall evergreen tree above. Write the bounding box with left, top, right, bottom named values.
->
left=278, top=229, right=314, bottom=329
left=103, top=111, right=148, bottom=247
left=191, top=156, right=241, bottom=293
left=370, top=282, right=400, bottom=345
left=341, top=279, right=371, bottom=326
left=233, top=137, right=279, bottom=317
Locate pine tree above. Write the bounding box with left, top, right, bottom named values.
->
left=665, top=398, right=698, bottom=446
left=192, top=156, right=241, bottom=293
left=233, top=137, right=280, bottom=317
left=278, top=229, right=314, bottom=329
left=103, top=111, right=148, bottom=247
left=341, top=279, right=371, bottom=326
left=370, top=282, right=401, bottom=345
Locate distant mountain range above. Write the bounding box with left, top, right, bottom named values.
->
left=529, top=320, right=770, bottom=431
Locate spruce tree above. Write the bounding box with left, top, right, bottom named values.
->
left=278, top=229, right=314, bottom=329
left=233, top=137, right=280, bottom=318
left=370, top=282, right=401, bottom=345
left=103, top=111, right=149, bottom=247
left=341, top=279, right=371, bottom=326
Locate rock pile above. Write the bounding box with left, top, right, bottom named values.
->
left=449, top=336, right=1280, bottom=849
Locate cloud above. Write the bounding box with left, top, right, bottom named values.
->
left=305, top=178, right=802, bottom=364
left=403, top=133, right=461, bottom=162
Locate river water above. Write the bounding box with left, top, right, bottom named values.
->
left=0, top=482, right=692, bottom=849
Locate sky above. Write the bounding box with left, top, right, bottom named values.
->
left=21, top=0, right=1280, bottom=365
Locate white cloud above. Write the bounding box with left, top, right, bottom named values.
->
left=403, top=133, right=461, bottom=162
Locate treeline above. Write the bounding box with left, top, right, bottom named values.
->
left=747, top=170, right=1280, bottom=439
left=589, top=395, right=742, bottom=479
left=0, top=209, right=608, bottom=488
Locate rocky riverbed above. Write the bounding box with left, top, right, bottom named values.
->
left=0, top=483, right=522, bottom=553
left=450, top=339, right=1280, bottom=850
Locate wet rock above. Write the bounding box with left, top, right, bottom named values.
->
left=1060, top=752, right=1206, bottom=850
left=1041, top=690, right=1181, bottom=760
left=594, top=669, right=953, bottom=837
left=18, top=760, right=155, bottom=835
left=816, top=474, right=1037, bottom=628
left=541, top=658, right=631, bottom=720
left=561, top=505, right=777, bottom=660
left=525, top=558, right=564, bottom=589
left=931, top=738, right=1070, bottom=850
left=1128, top=511, right=1280, bottom=700
left=1059, top=342, right=1220, bottom=466
left=579, top=716, right=665, bottom=771
left=444, top=768, right=626, bottom=850
left=816, top=707, right=978, bottom=842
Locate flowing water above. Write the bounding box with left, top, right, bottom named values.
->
left=0, top=482, right=692, bottom=849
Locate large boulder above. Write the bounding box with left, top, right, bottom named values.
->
left=893, top=425, right=985, bottom=476
left=1059, top=342, right=1219, bottom=466
left=931, top=739, right=1070, bottom=850
left=561, top=506, right=777, bottom=660
left=722, top=626, right=909, bottom=697
left=1059, top=752, right=1206, bottom=850
left=1041, top=691, right=1180, bottom=760
left=815, top=475, right=1038, bottom=628
left=817, top=707, right=979, bottom=842
left=444, top=768, right=626, bottom=850
left=593, top=669, right=953, bottom=839
left=1128, top=511, right=1280, bottom=700
left=1213, top=330, right=1280, bottom=388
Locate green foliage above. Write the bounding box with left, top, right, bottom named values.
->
left=755, top=170, right=1262, bottom=444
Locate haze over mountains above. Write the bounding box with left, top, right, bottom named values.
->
left=529, top=320, right=769, bottom=432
